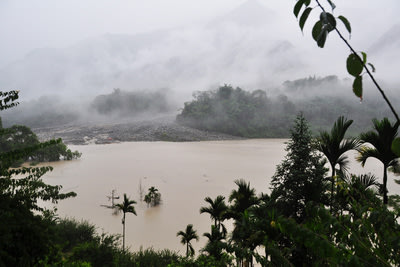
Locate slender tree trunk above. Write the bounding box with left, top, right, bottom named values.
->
left=330, top=165, right=336, bottom=213
left=122, top=213, right=126, bottom=251
left=383, top=166, right=388, bottom=205
left=186, top=242, right=189, bottom=257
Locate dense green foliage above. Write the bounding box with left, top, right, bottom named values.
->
left=271, top=114, right=328, bottom=223
left=2, top=90, right=400, bottom=266
left=357, top=118, right=400, bottom=204
left=177, top=81, right=397, bottom=138
left=177, top=114, right=400, bottom=266
left=317, top=116, right=359, bottom=212
left=0, top=123, right=81, bottom=166
left=0, top=91, right=77, bottom=266
left=177, top=84, right=294, bottom=137
left=44, top=218, right=183, bottom=267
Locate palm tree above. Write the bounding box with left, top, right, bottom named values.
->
left=202, top=225, right=226, bottom=261
left=228, top=179, right=259, bottom=267
left=148, top=186, right=158, bottom=196
left=177, top=224, right=199, bottom=257
left=200, top=195, right=228, bottom=235
left=145, top=186, right=161, bottom=207
left=228, top=179, right=259, bottom=219
left=318, top=116, right=359, bottom=211
left=336, top=172, right=380, bottom=214
left=357, top=118, right=399, bottom=204
left=115, top=193, right=137, bottom=251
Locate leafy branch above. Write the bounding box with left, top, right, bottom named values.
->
left=293, top=0, right=400, bottom=155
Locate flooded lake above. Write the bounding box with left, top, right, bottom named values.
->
left=42, top=139, right=399, bottom=255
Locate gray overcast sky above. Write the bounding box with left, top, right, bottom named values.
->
left=0, top=0, right=399, bottom=68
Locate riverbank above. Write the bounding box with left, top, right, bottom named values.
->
left=34, top=115, right=242, bottom=145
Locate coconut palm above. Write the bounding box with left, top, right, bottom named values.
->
left=318, top=116, right=359, bottom=211
left=177, top=224, right=199, bottom=257
left=357, top=118, right=399, bottom=204
left=115, top=193, right=137, bottom=251
left=200, top=195, right=228, bottom=235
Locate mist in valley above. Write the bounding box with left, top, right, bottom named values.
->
left=3, top=2, right=400, bottom=264
left=1, top=0, right=400, bottom=135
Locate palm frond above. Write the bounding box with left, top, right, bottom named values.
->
left=356, top=146, right=381, bottom=166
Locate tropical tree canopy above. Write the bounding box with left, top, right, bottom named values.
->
left=177, top=224, right=199, bottom=257
left=357, top=118, right=399, bottom=204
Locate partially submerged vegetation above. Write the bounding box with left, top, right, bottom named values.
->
left=2, top=89, right=399, bottom=265
left=0, top=123, right=81, bottom=166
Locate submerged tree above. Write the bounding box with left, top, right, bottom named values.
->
left=177, top=224, right=199, bottom=257
left=357, top=118, right=399, bottom=204
left=115, top=193, right=137, bottom=251
left=144, top=186, right=161, bottom=207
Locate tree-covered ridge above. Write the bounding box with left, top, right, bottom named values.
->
left=177, top=81, right=397, bottom=138
left=177, top=84, right=294, bottom=137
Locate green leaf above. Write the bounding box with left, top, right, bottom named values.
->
left=327, top=0, right=336, bottom=10
left=392, top=138, right=400, bottom=156
left=368, top=63, right=376, bottom=72
left=294, top=0, right=305, bottom=18
left=326, top=13, right=337, bottom=31
left=317, top=30, right=328, bottom=48
left=338, top=15, right=352, bottom=34
left=299, top=7, right=313, bottom=32
left=352, top=75, right=363, bottom=99
left=320, top=12, right=336, bottom=32
left=312, top=20, right=328, bottom=48
left=312, top=20, right=322, bottom=41
left=347, top=53, right=363, bottom=77
left=361, top=52, right=367, bottom=64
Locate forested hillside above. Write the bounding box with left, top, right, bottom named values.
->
left=177, top=79, right=397, bottom=137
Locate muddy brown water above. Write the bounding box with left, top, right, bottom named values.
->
left=41, top=139, right=399, bottom=255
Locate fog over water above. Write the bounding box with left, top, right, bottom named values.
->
left=42, top=140, right=400, bottom=254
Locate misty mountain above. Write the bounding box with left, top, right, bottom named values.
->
left=369, top=24, right=400, bottom=54
left=0, top=0, right=305, bottom=100
left=366, top=24, right=400, bottom=82
left=210, top=0, right=275, bottom=27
